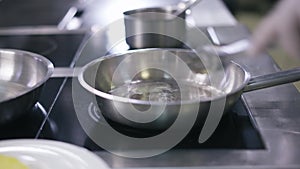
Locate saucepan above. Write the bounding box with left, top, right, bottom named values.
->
left=124, top=7, right=186, bottom=49
left=123, top=0, right=203, bottom=49
left=0, top=49, right=53, bottom=124
left=78, top=48, right=300, bottom=130
left=123, top=0, right=202, bottom=49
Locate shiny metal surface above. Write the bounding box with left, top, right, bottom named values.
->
left=79, top=48, right=300, bottom=131
left=124, top=7, right=186, bottom=49
left=245, top=67, right=300, bottom=92
left=51, top=67, right=81, bottom=78
left=0, top=49, right=53, bottom=124
left=78, top=48, right=244, bottom=130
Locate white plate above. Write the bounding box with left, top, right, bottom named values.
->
left=0, top=139, right=110, bottom=169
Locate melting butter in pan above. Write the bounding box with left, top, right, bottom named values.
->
left=109, top=80, right=225, bottom=102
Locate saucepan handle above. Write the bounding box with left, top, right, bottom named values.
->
left=244, top=67, right=300, bottom=92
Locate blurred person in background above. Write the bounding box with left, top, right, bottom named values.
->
left=249, top=0, right=300, bottom=59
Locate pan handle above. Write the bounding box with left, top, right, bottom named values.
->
left=51, top=67, right=81, bottom=78
left=244, top=67, right=300, bottom=92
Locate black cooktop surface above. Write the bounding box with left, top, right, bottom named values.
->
left=0, top=31, right=265, bottom=152
left=0, top=0, right=76, bottom=28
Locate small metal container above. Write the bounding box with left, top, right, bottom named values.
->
left=124, top=7, right=186, bottom=49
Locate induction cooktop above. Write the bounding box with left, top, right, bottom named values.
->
left=0, top=30, right=265, bottom=151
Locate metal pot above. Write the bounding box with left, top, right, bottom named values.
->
left=123, top=7, right=186, bottom=49
left=78, top=48, right=300, bottom=131
left=0, top=49, right=53, bottom=124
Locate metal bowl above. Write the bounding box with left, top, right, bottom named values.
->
left=0, top=49, right=53, bottom=124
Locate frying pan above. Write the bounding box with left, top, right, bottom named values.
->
left=78, top=48, right=300, bottom=130
left=0, top=49, right=53, bottom=124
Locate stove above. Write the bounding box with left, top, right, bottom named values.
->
left=0, top=29, right=265, bottom=153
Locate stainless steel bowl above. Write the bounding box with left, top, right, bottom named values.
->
left=124, top=7, right=186, bottom=49
left=0, top=49, right=53, bottom=124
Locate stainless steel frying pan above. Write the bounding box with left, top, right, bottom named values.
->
left=78, top=48, right=300, bottom=130
left=0, top=49, right=53, bottom=124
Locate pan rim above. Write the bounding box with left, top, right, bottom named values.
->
left=123, top=7, right=180, bottom=21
